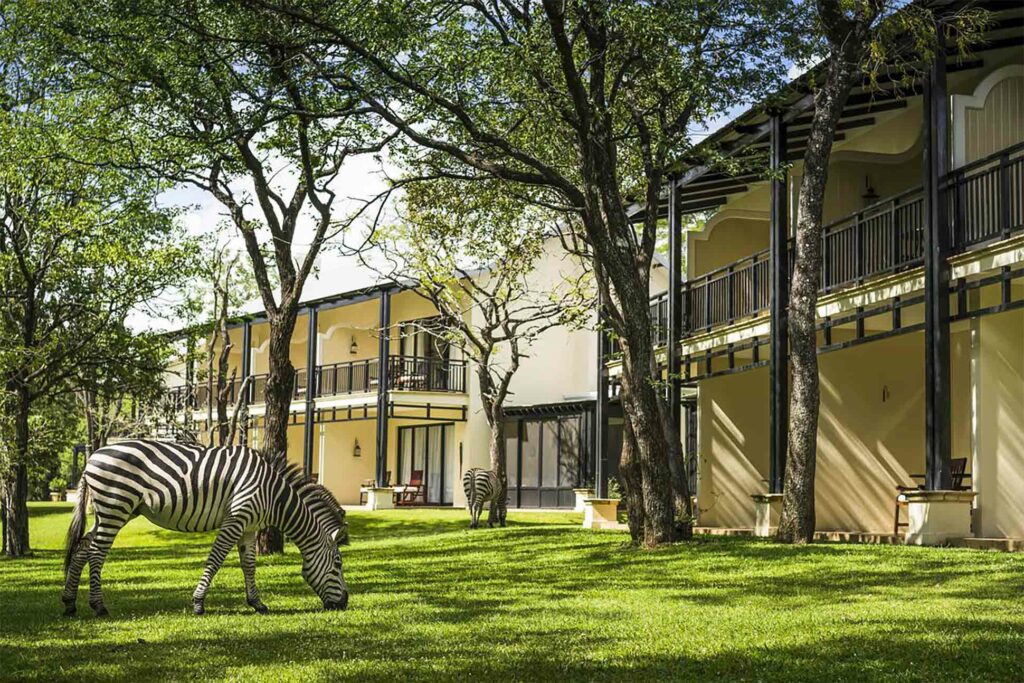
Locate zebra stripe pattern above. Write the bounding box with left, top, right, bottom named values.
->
left=462, top=467, right=506, bottom=529
left=62, top=440, right=350, bottom=616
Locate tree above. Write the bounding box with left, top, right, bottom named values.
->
left=383, top=178, right=590, bottom=513
left=48, top=2, right=394, bottom=552
left=253, top=0, right=801, bottom=546
left=776, top=1, right=987, bottom=543
left=176, top=238, right=258, bottom=448
left=0, top=65, right=192, bottom=555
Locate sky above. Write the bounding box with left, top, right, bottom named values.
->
left=139, top=61, right=809, bottom=333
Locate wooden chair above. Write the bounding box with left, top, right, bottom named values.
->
left=893, top=457, right=970, bottom=534
left=359, top=471, right=392, bottom=506
left=397, top=470, right=425, bottom=505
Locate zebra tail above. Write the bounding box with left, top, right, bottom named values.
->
left=63, top=478, right=90, bottom=577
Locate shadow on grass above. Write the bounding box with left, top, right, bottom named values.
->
left=3, top=510, right=1023, bottom=681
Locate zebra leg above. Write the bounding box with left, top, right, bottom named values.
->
left=61, top=531, right=95, bottom=616
left=487, top=498, right=497, bottom=528
left=237, top=531, right=268, bottom=614
left=87, top=517, right=130, bottom=617
left=193, top=518, right=245, bottom=615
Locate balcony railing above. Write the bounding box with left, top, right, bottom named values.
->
left=687, top=249, right=771, bottom=332
left=600, top=143, right=1022, bottom=357
left=685, top=142, right=1023, bottom=339
left=167, top=356, right=468, bottom=411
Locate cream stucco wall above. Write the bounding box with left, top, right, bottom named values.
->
left=972, top=309, right=1024, bottom=539
left=698, top=330, right=973, bottom=533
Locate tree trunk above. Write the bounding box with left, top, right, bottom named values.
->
left=2, top=389, right=32, bottom=557
left=617, top=336, right=677, bottom=547
left=215, top=289, right=232, bottom=446
left=656, top=356, right=694, bottom=539
left=586, top=205, right=679, bottom=546
left=618, top=416, right=644, bottom=545
left=256, top=309, right=298, bottom=555
left=776, top=53, right=858, bottom=544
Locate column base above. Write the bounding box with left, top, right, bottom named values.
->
left=582, top=498, right=620, bottom=530
left=366, top=487, right=395, bottom=511
left=573, top=488, right=595, bottom=513
left=751, top=493, right=784, bottom=538
left=903, top=490, right=975, bottom=545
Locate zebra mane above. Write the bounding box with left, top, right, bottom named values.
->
left=261, top=453, right=347, bottom=537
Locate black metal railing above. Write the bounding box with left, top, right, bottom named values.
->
left=948, top=142, right=1024, bottom=249
left=675, top=142, right=1023, bottom=340
left=317, top=359, right=379, bottom=396
left=821, top=186, right=924, bottom=292
left=387, top=356, right=468, bottom=393
left=168, top=356, right=468, bottom=410
left=687, top=248, right=771, bottom=332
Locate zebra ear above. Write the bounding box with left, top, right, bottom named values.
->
left=333, top=526, right=350, bottom=546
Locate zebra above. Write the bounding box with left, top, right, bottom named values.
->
left=462, top=467, right=507, bottom=529
left=61, top=440, right=350, bottom=617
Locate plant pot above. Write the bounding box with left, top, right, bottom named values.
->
left=50, top=491, right=65, bottom=502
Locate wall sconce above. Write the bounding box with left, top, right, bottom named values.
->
left=350, top=335, right=359, bottom=355
left=353, top=439, right=362, bottom=458
left=861, top=175, right=878, bottom=205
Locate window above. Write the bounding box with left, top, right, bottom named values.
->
left=520, top=421, right=540, bottom=487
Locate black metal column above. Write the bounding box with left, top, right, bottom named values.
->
left=923, top=23, right=952, bottom=491
left=768, top=114, right=790, bottom=494
left=240, top=319, right=252, bottom=446
left=375, top=289, right=392, bottom=487
left=302, top=307, right=318, bottom=475
left=667, top=176, right=683, bottom=440
left=594, top=287, right=608, bottom=498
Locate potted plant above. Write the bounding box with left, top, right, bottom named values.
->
left=49, top=476, right=68, bottom=502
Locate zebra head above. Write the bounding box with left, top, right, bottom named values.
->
left=299, top=483, right=350, bottom=610
left=301, top=535, right=349, bottom=610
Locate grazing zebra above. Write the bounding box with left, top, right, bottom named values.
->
left=62, top=440, right=350, bottom=617
left=462, top=467, right=506, bottom=529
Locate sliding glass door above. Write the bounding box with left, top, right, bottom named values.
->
left=397, top=423, right=452, bottom=505
left=504, top=411, right=590, bottom=508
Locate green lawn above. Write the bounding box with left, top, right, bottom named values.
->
left=1, top=504, right=1022, bottom=681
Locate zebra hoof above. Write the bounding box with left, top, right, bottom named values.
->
left=248, top=600, right=269, bottom=615
left=92, top=605, right=109, bottom=618
left=62, top=603, right=77, bottom=617
left=193, top=602, right=205, bottom=616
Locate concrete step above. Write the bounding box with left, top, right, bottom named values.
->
left=814, top=530, right=903, bottom=545
left=694, top=527, right=754, bottom=537
left=963, top=537, right=1024, bottom=552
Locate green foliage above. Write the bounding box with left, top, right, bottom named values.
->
left=0, top=3, right=197, bottom=512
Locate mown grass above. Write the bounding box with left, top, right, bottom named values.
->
left=1, top=503, right=1022, bottom=681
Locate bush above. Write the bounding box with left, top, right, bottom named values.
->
left=49, top=476, right=68, bottom=492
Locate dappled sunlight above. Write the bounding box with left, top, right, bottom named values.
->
left=699, top=372, right=769, bottom=528
left=2, top=505, right=1022, bottom=681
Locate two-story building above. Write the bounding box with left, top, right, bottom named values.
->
left=162, top=239, right=668, bottom=510
left=597, top=2, right=1023, bottom=546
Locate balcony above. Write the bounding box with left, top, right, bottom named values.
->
left=601, top=142, right=1022, bottom=360
left=166, top=355, right=468, bottom=411
left=683, top=142, right=1022, bottom=338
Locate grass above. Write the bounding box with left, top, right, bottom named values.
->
left=1, top=504, right=1023, bottom=682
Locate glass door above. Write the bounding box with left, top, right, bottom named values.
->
left=397, top=423, right=452, bottom=504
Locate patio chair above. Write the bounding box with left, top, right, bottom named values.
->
left=359, top=471, right=392, bottom=506
left=893, top=457, right=970, bottom=534
left=397, top=470, right=425, bottom=505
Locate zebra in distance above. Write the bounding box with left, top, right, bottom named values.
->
left=62, top=440, right=350, bottom=617
left=462, top=467, right=507, bottom=529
